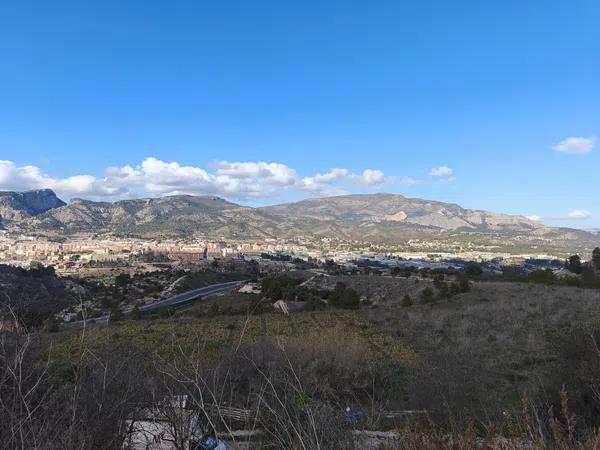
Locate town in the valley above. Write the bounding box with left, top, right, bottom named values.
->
left=0, top=230, right=567, bottom=274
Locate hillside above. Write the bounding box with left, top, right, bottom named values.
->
left=0, top=264, right=86, bottom=326
left=262, top=193, right=542, bottom=231
left=304, top=273, right=600, bottom=416
left=0, top=190, right=597, bottom=253
left=0, top=189, right=66, bottom=227
left=29, top=195, right=280, bottom=238
left=260, top=193, right=597, bottom=253
left=261, top=193, right=543, bottom=239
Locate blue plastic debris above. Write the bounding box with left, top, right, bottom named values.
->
left=344, top=409, right=365, bottom=423
left=200, top=435, right=227, bottom=450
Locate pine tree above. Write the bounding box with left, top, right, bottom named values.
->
left=592, top=248, right=600, bottom=272
left=420, top=287, right=435, bottom=304
left=566, top=255, right=583, bottom=274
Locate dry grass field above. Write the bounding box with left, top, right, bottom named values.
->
left=56, top=309, right=415, bottom=368
left=307, top=274, right=600, bottom=416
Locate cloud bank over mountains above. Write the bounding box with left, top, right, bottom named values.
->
left=0, top=157, right=394, bottom=201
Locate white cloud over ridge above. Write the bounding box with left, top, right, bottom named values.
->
left=0, top=157, right=393, bottom=201
left=350, top=169, right=386, bottom=186
left=552, top=136, right=595, bottom=154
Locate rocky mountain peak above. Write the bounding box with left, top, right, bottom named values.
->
left=0, top=189, right=66, bottom=226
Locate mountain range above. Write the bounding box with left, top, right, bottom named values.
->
left=0, top=189, right=596, bottom=254
left=0, top=189, right=66, bottom=224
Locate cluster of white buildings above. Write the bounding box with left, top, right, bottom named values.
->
left=0, top=232, right=317, bottom=268
left=0, top=230, right=561, bottom=271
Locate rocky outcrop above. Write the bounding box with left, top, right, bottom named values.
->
left=0, top=189, right=66, bottom=227
left=30, top=194, right=280, bottom=238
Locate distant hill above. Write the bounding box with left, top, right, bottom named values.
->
left=261, top=193, right=543, bottom=233
left=0, top=189, right=66, bottom=228
left=28, top=194, right=280, bottom=239
left=260, top=193, right=596, bottom=253
left=0, top=190, right=596, bottom=254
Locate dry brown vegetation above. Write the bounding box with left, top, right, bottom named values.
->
left=3, top=272, right=600, bottom=449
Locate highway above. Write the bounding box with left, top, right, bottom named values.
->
left=138, top=280, right=246, bottom=313
left=69, top=279, right=247, bottom=326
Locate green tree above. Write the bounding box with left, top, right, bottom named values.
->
left=592, top=248, right=600, bottom=272
left=420, top=287, right=435, bottom=304
left=566, top=255, right=583, bottom=274
left=262, top=275, right=299, bottom=300
left=115, top=273, right=131, bottom=287
left=340, top=288, right=361, bottom=309
left=329, top=282, right=347, bottom=307
left=401, top=294, right=413, bottom=307
left=465, top=261, right=483, bottom=278
left=329, top=282, right=360, bottom=309
left=109, top=308, right=122, bottom=322
left=527, top=269, right=557, bottom=284
left=581, top=265, right=600, bottom=287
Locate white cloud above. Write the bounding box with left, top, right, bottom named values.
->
left=351, top=169, right=386, bottom=187
left=0, top=160, right=124, bottom=198
left=429, top=166, right=454, bottom=177
left=0, top=157, right=393, bottom=201
left=568, top=209, right=592, bottom=219
left=534, top=210, right=594, bottom=222
left=400, top=176, right=418, bottom=187
left=213, top=161, right=298, bottom=186
left=552, top=136, right=595, bottom=154
left=298, top=168, right=350, bottom=195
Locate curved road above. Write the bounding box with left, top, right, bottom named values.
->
left=70, top=280, right=247, bottom=326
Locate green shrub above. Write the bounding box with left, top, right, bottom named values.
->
left=465, top=261, right=483, bottom=278
left=420, top=287, right=435, bottom=304
left=329, top=282, right=361, bottom=310
left=109, top=308, right=123, bottom=322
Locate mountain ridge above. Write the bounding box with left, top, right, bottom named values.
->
left=0, top=189, right=66, bottom=228
left=0, top=189, right=596, bottom=253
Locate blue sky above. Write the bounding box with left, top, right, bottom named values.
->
left=0, top=0, right=599, bottom=228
